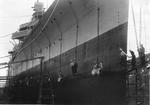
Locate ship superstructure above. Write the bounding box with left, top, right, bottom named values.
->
left=5, top=0, right=130, bottom=104
left=12, top=1, right=43, bottom=41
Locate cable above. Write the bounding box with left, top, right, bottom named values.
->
left=0, top=33, right=12, bottom=38
left=0, top=55, right=10, bottom=59
left=69, top=1, right=79, bottom=61
left=97, top=7, right=100, bottom=62
left=0, top=15, right=32, bottom=19
left=139, top=7, right=142, bottom=45
left=143, top=12, right=147, bottom=53
left=0, top=62, right=8, bottom=66
left=15, top=0, right=60, bottom=58
left=131, top=0, right=139, bottom=50
left=0, top=66, right=8, bottom=70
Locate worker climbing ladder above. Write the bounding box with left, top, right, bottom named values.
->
left=126, top=2, right=150, bottom=104
left=126, top=56, right=150, bottom=105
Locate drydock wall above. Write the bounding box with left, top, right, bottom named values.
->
left=9, top=0, right=129, bottom=76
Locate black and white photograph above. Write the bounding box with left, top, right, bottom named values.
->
left=0, top=0, right=149, bottom=104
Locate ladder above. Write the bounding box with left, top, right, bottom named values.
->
left=126, top=61, right=149, bottom=105
left=37, top=74, right=55, bottom=104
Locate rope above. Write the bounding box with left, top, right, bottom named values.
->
left=143, top=13, right=147, bottom=53
left=97, top=7, right=100, bottom=62
left=59, top=33, right=62, bottom=74
left=0, top=15, right=31, bottom=19
left=0, top=33, right=11, bottom=38
left=31, top=44, right=33, bottom=68
left=0, top=66, right=8, bottom=69
left=131, top=1, right=139, bottom=50
left=0, top=55, right=11, bottom=59
left=75, top=25, right=79, bottom=61
left=69, top=1, right=79, bottom=61
left=139, top=7, right=142, bottom=45
left=42, top=26, right=51, bottom=62
left=59, top=39, right=62, bottom=74
left=53, top=17, right=63, bottom=74
left=49, top=76, right=55, bottom=104
left=37, top=57, right=44, bottom=104
left=0, top=62, right=8, bottom=65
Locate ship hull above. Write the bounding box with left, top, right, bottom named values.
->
left=6, top=72, right=126, bottom=104
left=5, top=23, right=128, bottom=104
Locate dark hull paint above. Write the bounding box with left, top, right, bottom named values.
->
left=5, top=23, right=128, bottom=104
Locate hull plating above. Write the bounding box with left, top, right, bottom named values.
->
left=5, top=23, right=128, bottom=104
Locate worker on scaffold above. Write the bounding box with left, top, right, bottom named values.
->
left=119, top=48, right=136, bottom=71
left=91, top=61, right=103, bottom=76
left=70, top=58, right=78, bottom=75
left=119, top=48, right=127, bottom=67
left=129, top=50, right=136, bottom=70
left=138, top=44, right=146, bottom=67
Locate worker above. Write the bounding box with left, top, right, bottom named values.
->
left=57, top=72, right=63, bottom=82
left=119, top=48, right=128, bottom=66
left=25, top=76, right=29, bottom=87
left=129, top=50, right=136, bottom=70
left=91, top=62, right=103, bottom=75
left=138, top=44, right=146, bottom=67
left=70, top=58, right=78, bottom=75
left=120, top=48, right=137, bottom=70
